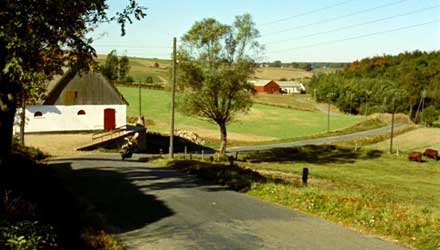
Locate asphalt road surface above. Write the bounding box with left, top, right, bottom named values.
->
left=49, top=154, right=407, bottom=250
left=228, top=124, right=407, bottom=153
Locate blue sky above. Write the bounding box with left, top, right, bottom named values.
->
left=90, top=0, right=440, bottom=62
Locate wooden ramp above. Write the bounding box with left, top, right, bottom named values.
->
left=77, top=125, right=145, bottom=151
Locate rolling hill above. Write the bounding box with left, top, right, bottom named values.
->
left=96, top=55, right=315, bottom=84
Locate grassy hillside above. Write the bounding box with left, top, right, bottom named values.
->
left=242, top=148, right=440, bottom=250
left=97, top=55, right=315, bottom=84
left=119, top=86, right=361, bottom=142
left=368, top=128, right=440, bottom=152
left=96, top=55, right=171, bottom=84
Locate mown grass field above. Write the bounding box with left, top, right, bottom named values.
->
left=368, top=127, right=440, bottom=153
left=253, top=67, right=313, bottom=80
left=154, top=144, right=440, bottom=250
left=118, top=86, right=362, bottom=142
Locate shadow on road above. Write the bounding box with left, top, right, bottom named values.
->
left=49, top=158, right=229, bottom=234
left=50, top=162, right=176, bottom=234
left=242, top=145, right=383, bottom=164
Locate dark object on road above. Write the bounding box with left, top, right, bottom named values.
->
left=408, top=151, right=422, bottom=162
left=120, top=133, right=139, bottom=160
left=302, top=168, right=309, bottom=186
left=422, top=149, right=438, bottom=160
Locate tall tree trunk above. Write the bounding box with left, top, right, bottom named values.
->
left=19, top=92, right=26, bottom=145
left=0, top=99, right=17, bottom=165
left=218, top=122, right=227, bottom=154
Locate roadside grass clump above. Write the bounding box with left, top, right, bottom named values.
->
left=165, top=160, right=268, bottom=192
left=82, top=229, right=126, bottom=250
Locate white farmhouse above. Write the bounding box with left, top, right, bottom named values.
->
left=276, top=80, right=306, bottom=94
left=15, top=70, right=128, bottom=133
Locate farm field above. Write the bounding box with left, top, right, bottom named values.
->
left=252, top=67, right=313, bottom=80
left=252, top=93, right=318, bottom=112
left=96, top=55, right=315, bottom=84
left=240, top=147, right=440, bottom=250
left=118, top=86, right=362, bottom=142
left=157, top=143, right=440, bottom=250
left=367, top=128, right=440, bottom=153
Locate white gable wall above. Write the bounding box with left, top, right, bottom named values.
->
left=14, top=105, right=126, bottom=133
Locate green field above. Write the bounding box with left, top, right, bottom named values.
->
left=118, top=86, right=362, bottom=142
left=157, top=145, right=440, bottom=250
left=241, top=147, right=440, bottom=250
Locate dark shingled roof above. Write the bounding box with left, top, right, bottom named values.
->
left=43, top=69, right=128, bottom=105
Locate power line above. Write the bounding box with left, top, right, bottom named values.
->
left=265, top=19, right=439, bottom=55
left=92, top=44, right=172, bottom=49
left=260, top=0, right=354, bottom=26
left=263, top=5, right=440, bottom=45
left=260, top=0, right=409, bottom=37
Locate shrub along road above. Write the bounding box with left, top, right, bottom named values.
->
left=48, top=154, right=407, bottom=250
left=228, top=124, right=408, bottom=153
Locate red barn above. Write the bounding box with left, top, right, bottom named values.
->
left=250, top=80, right=280, bottom=94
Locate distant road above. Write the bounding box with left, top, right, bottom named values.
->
left=228, top=124, right=407, bottom=153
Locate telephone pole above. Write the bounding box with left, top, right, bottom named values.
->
left=138, top=83, right=142, bottom=116
left=169, top=37, right=177, bottom=159
left=327, top=92, right=335, bottom=133
left=389, top=97, right=396, bottom=154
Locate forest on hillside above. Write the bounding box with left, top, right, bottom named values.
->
left=309, top=51, right=440, bottom=125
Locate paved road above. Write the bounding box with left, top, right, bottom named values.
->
left=49, top=154, right=407, bottom=250
left=228, top=124, right=407, bottom=153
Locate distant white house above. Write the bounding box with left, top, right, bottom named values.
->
left=14, top=70, right=128, bottom=133
left=276, top=81, right=306, bottom=94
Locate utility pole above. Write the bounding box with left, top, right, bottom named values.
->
left=389, top=97, right=396, bottom=154
left=349, top=93, right=353, bottom=115
left=138, top=83, right=142, bottom=117
left=169, top=37, right=177, bottom=159
left=414, top=90, right=426, bottom=123
left=19, top=92, right=26, bottom=145
left=327, top=92, right=334, bottom=133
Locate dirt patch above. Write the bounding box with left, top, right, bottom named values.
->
left=368, top=113, right=413, bottom=124
left=369, top=128, right=440, bottom=152
left=25, top=133, right=94, bottom=156
left=177, top=125, right=277, bottom=142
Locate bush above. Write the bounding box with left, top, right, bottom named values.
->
left=12, top=139, right=48, bottom=161
left=145, top=76, right=153, bottom=83
left=82, top=229, right=125, bottom=250
left=421, top=106, right=439, bottom=127
left=0, top=220, right=58, bottom=250
left=124, top=76, right=134, bottom=84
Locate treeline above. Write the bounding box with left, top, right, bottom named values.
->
left=309, top=50, right=440, bottom=125
left=260, top=61, right=347, bottom=70
left=101, top=49, right=134, bottom=83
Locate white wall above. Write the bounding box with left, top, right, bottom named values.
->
left=14, top=105, right=126, bottom=133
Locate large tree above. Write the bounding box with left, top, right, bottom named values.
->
left=102, top=50, right=120, bottom=82
left=177, top=14, right=262, bottom=154
left=119, top=54, right=131, bottom=82
left=0, top=0, right=145, bottom=163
